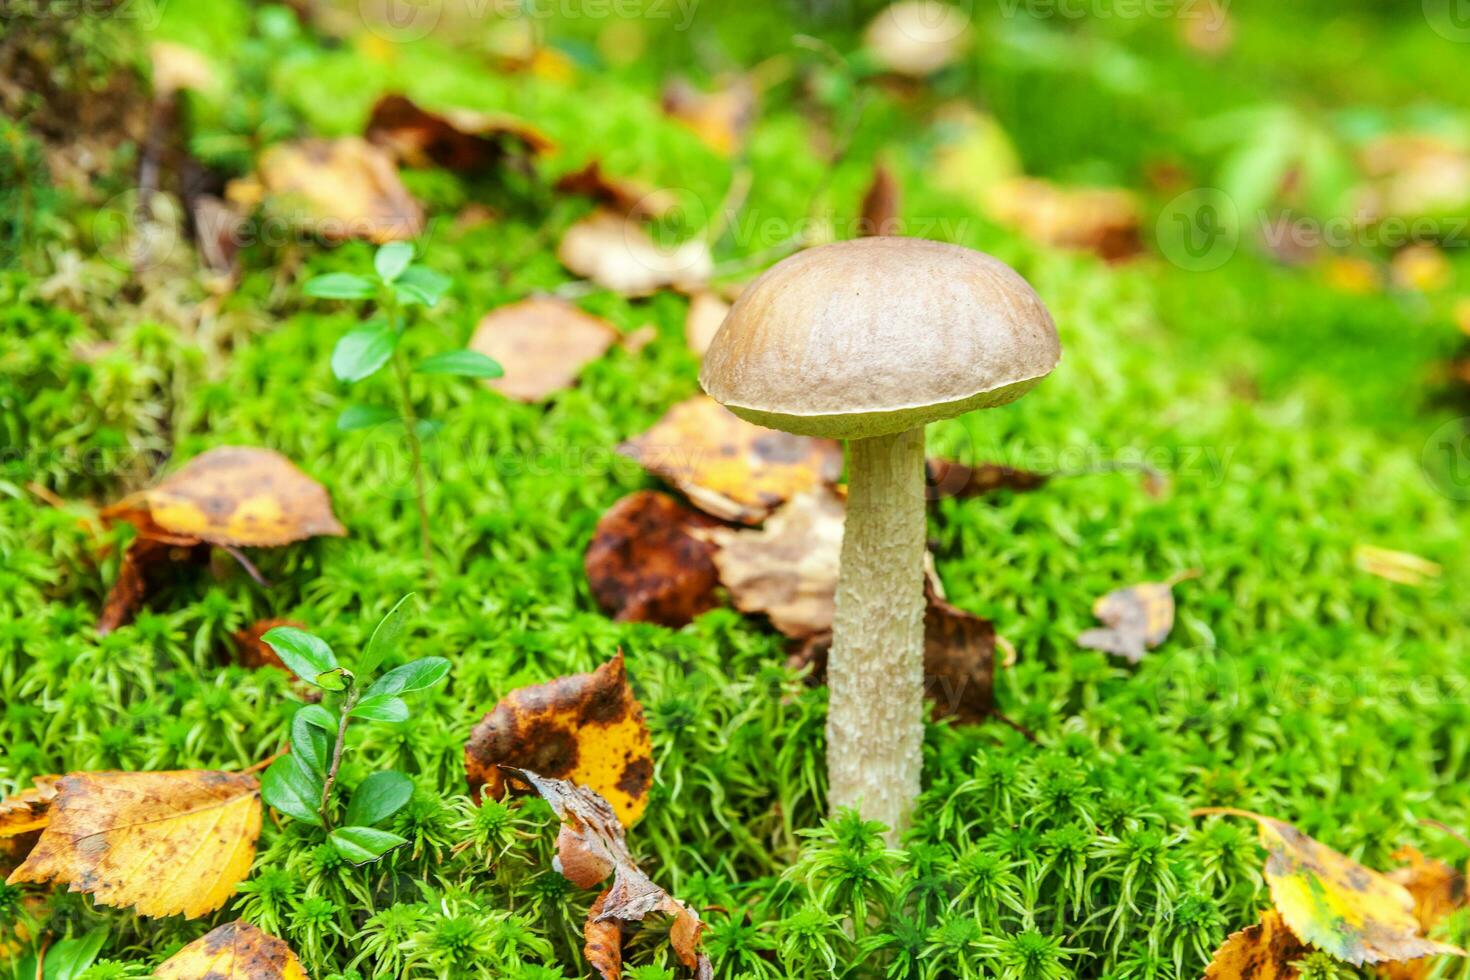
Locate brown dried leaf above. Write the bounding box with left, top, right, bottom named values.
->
left=618, top=396, right=843, bottom=525
left=557, top=209, right=713, bottom=297
left=7, top=770, right=262, bottom=919
left=585, top=491, right=723, bottom=628
left=585, top=889, right=624, bottom=980
left=1077, top=572, right=1195, bottom=663
left=684, top=290, right=730, bottom=356
left=469, top=297, right=620, bottom=402
left=227, top=137, right=423, bottom=243
left=1203, top=909, right=1308, bottom=979
left=0, top=777, right=61, bottom=839
left=661, top=77, right=755, bottom=156
left=859, top=163, right=901, bottom=237
left=98, top=536, right=210, bottom=635
left=925, top=458, right=1050, bottom=500
left=365, top=93, right=554, bottom=171
left=555, top=161, right=677, bottom=219
left=511, top=770, right=712, bottom=979
left=1379, top=846, right=1468, bottom=978
left=923, top=582, right=996, bottom=725
left=155, top=920, right=309, bottom=980
left=466, top=654, right=653, bottom=827
left=985, top=177, right=1142, bottom=262
left=103, top=447, right=346, bottom=548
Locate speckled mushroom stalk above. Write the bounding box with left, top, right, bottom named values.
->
left=700, top=237, right=1060, bottom=838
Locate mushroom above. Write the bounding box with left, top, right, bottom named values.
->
left=699, top=237, right=1059, bottom=835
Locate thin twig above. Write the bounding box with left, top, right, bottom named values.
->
left=222, top=544, right=271, bottom=588
left=319, top=689, right=357, bottom=827
left=242, top=746, right=287, bottom=775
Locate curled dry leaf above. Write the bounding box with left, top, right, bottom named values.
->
left=365, top=93, right=554, bottom=171
left=585, top=890, right=623, bottom=980
left=859, top=163, right=901, bottom=237
left=0, top=776, right=61, bottom=839
left=985, top=177, right=1142, bottom=262
left=661, top=77, right=755, bottom=156
left=618, top=396, right=843, bottom=525
left=7, top=770, right=262, bottom=919
left=1076, top=571, right=1196, bottom=664
left=98, top=535, right=209, bottom=635
left=1203, top=909, right=1309, bottom=979
left=155, top=920, right=308, bottom=980
left=926, top=458, right=1050, bottom=500
left=509, top=770, right=712, bottom=980
left=466, top=653, right=653, bottom=827
left=469, top=297, right=619, bottom=402
left=585, top=491, right=723, bottom=628
left=103, top=447, right=346, bottom=548
left=863, top=0, right=971, bottom=77
left=558, top=209, right=713, bottom=297
left=555, top=161, right=677, bottom=219
left=226, top=137, right=423, bottom=244
left=1379, top=846, right=1468, bottom=980
left=684, top=290, right=730, bottom=356
left=1194, top=809, right=1467, bottom=967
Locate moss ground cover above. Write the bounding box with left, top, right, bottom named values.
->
left=4, top=1, right=1470, bottom=976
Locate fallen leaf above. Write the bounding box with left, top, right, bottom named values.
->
left=1076, top=571, right=1196, bottom=663
left=8, top=770, right=262, bottom=919
left=227, top=137, right=423, bottom=244
left=103, top=447, right=346, bottom=548
left=863, top=0, right=971, bottom=77
left=683, top=290, right=730, bottom=356
left=149, top=41, right=218, bottom=96
left=859, top=163, right=901, bottom=237
left=231, top=618, right=307, bottom=672
left=985, top=177, right=1142, bottom=262
left=925, top=458, right=1050, bottom=500
left=618, top=396, right=843, bottom=525
left=508, top=770, right=711, bottom=979
left=699, top=487, right=845, bottom=639
left=585, top=890, right=624, bottom=980
left=557, top=209, right=713, bottom=297
left=1354, top=545, right=1441, bottom=587
left=466, top=653, right=653, bottom=827
left=922, top=581, right=996, bottom=725
left=365, top=93, right=554, bottom=171
left=98, top=534, right=209, bottom=635
left=555, top=161, right=677, bottom=219
left=155, top=920, right=308, bottom=980
left=1353, top=133, right=1470, bottom=225
left=585, top=491, right=723, bottom=628
left=469, top=297, right=619, bottom=402
left=1388, top=844, right=1466, bottom=937
left=621, top=323, right=658, bottom=355
left=1193, top=809, right=1467, bottom=967
left=0, top=777, right=61, bottom=839
left=1203, top=909, right=1309, bottom=979
left=661, top=77, right=755, bottom=156
left=931, top=103, right=1023, bottom=211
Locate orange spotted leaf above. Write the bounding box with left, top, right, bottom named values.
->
left=0, top=776, right=61, bottom=839
left=585, top=889, right=623, bottom=980
left=1203, top=909, right=1308, bottom=979
left=585, top=491, right=723, bottom=628
left=154, top=920, right=309, bottom=979
left=466, top=654, right=653, bottom=827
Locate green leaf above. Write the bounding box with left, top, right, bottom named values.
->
left=297, top=704, right=337, bottom=731
left=261, top=755, right=324, bottom=826
left=329, top=825, right=407, bottom=865
left=345, top=770, right=414, bottom=827
left=337, top=403, right=399, bottom=431
left=304, top=272, right=376, bottom=300
left=42, top=927, right=108, bottom=980
left=392, top=265, right=451, bottom=307
left=374, top=241, right=414, bottom=282
left=261, top=627, right=339, bottom=687
left=365, top=656, right=450, bottom=698
left=331, top=323, right=397, bottom=383
left=414, top=350, right=504, bottom=379
left=360, top=593, right=415, bottom=677
left=291, top=708, right=331, bottom=775
left=351, top=694, right=410, bottom=722
left=315, top=666, right=354, bottom=693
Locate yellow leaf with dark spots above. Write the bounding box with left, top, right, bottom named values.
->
left=0, top=776, right=61, bottom=838
left=155, top=920, right=309, bottom=979
left=7, top=770, right=263, bottom=919
left=1203, top=909, right=1307, bottom=978
left=465, top=654, right=653, bottom=827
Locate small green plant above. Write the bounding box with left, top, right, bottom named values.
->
left=258, top=595, right=450, bottom=866
left=302, top=242, right=502, bottom=572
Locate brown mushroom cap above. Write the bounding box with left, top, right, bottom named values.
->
left=699, top=237, right=1060, bottom=439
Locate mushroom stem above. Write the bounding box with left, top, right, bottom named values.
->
left=828, top=424, right=928, bottom=838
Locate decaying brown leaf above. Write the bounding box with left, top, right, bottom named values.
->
left=0, top=776, right=61, bottom=839
left=557, top=209, right=713, bottom=297
left=661, top=77, right=755, bottom=156
left=1203, top=909, right=1309, bottom=979
left=155, top=920, right=309, bottom=980
left=509, top=770, right=712, bottom=979
left=555, top=161, right=677, bottom=219
left=8, top=770, right=262, bottom=919
left=1194, top=809, right=1466, bottom=967
left=926, top=458, right=1051, bottom=500
left=684, top=290, right=730, bottom=356
left=104, top=447, right=346, bottom=548
left=227, top=137, right=423, bottom=243
left=365, top=93, right=554, bottom=171
left=585, top=890, right=624, bottom=980
left=859, top=163, right=901, bottom=237
left=466, top=654, right=653, bottom=827
left=618, top=396, right=843, bottom=525
left=585, top=491, right=723, bottom=628
left=1378, top=846, right=1469, bottom=979
left=985, top=177, right=1142, bottom=262
left=469, top=297, right=620, bottom=402
left=1077, top=571, right=1196, bottom=663
left=97, top=534, right=209, bottom=635
left=863, top=0, right=971, bottom=77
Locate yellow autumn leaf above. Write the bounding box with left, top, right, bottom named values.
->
left=7, top=770, right=262, bottom=919
left=0, top=776, right=61, bottom=838
left=155, top=920, right=309, bottom=979
left=1204, top=908, right=1308, bottom=978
